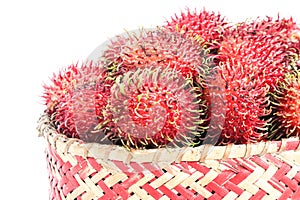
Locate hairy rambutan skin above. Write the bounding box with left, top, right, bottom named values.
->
left=226, top=16, right=300, bottom=74
left=164, top=8, right=230, bottom=49
left=101, top=28, right=211, bottom=85
left=209, top=60, right=271, bottom=145
left=220, top=36, right=288, bottom=92
left=43, top=64, right=79, bottom=115
left=208, top=17, right=300, bottom=145
left=101, top=67, right=207, bottom=149
left=43, top=62, right=112, bottom=141
left=268, top=71, right=300, bottom=140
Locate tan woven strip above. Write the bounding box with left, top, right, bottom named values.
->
left=222, top=191, right=238, bottom=200
left=174, top=147, right=187, bottom=163
left=222, top=143, right=233, bottom=161
left=189, top=183, right=212, bottom=198
left=244, top=143, right=252, bottom=158
left=278, top=138, right=288, bottom=153
left=255, top=179, right=282, bottom=199
left=236, top=191, right=253, bottom=200
left=82, top=177, right=104, bottom=199
left=129, top=185, right=155, bottom=200
left=259, top=141, right=271, bottom=156
left=181, top=147, right=201, bottom=161
left=180, top=171, right=203, bottom=188
left=197, top=170, right=219, bottom=186
left=164, top=172, right=190, bottom=189
left=286, top=165, right=300, bottom=179
left=199, top=144, right=213, bottom=162
left=260, top=164, right=278, bottom=181
left=127, top=194, right=143, bottom=200
left=68, top=174, right=90, bottom=199
left=136, top=174, right=156, bottom=187
left=159, top=196, right=170, bottom=200
left=238, top=167, right=264, bottom=194
left=277, top=151, right=300, bottom=166
left=90, top=168, right=111, bottom=184
left=103, top=173, right=128, bottom=187
left=149, top=173, right=174, bottom=189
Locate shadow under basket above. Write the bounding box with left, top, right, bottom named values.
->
left=37, top=114, right=300, bottom=200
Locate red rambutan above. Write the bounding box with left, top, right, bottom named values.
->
left=207, top=16, right=300, bottom=145
left=101, top=28, right=211, bottom=85
left=213, top=60, right=270, bottom=145
left=101, top=67, right=206, bottom=149
left=226, top=16, right=300, bottom=74
left=164, top=8, right=230, bottom=49
left=43, top=62, right=112, bottom=142
left=269, top=70, right=300, bottom=139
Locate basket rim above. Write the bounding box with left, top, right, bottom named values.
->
left=37, top=113, right=300, bottom=164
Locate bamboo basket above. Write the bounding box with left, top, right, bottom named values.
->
left=38, top=113, right=300, bottom=200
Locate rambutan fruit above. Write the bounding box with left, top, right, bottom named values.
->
left=214, top=60, right=271, bottom=145
left=268, top=70, right=300, bottom=140
left=43, top=64, right=79, bottom=115
left=101, top=27, right=211, bottom=86
left=219, top=35, right=289, bottom=91
left=43, top=62, right=112, bottom=142
left=225, top=16, right=300, bottom=76
left=101, top=67, right=207, bottom=149
left=208, top=16, right=300, bottom=145
left=164, top=8, right=230, bottom=51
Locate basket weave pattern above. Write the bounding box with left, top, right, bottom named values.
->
left=39, top=114, right=300, bottom=200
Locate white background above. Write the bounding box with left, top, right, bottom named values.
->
left=1, top=0, right=300, bottom=199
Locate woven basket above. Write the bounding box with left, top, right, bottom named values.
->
left=38, top=113, right=300, bottom=200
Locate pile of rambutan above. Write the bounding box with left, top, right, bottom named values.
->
left=42, top=8, right=300, bottom=150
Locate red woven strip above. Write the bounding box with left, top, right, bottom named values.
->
left=113, top=160, right=131, bottom=172
left=295, top=171, right=300, bottom=182
left=250, top=156, right=270, bottom=170
left=129, top=162, right=144, bottom=172
left=142, top=163, right=162, bottom=173
left=193, top=193, right=206, bottom=200
left=53, top=188, right=62, bottom=200
left=284, top=141, right=300, bottom=151
left=207, top=193, right=223, bottom=200
left=87, top=157, right=102, bottom=171
left=223, top=181, right=244, bottom=196
left=265, top=154, right=287, bottom=167
left=63, top=172, right=80, bottom=196
left=143, top=163, right=164, bottom=177
left=97, top=181, right=118, bottom=199
left=174, top=184, right=196, bottom=199
left=120, top=173, right=144, bottom=189
left=249, top=190, right=267, bottom=200
left=214, top=170, right=235, bottom=185
left=280, top=176, right=298, bottom=191
left=175, top=162, right=194, bottom=175
left=206, top=181, right=229, bottom=197
left=292, top=187, right=300, bottom=199
left=268, top=178, right=286, bottom=193
left=142, top=184, right=163, bottom=199
left=158, top=185, right=185, bottom=200
left=228, top=169, right=251, bottom=185
left=278, top=188, right=293, bottom=200
left=112, top=184, right=130, bottom=199
left=234, top=158, right=256, bottom=171
left=62, top=161, right=72, bottom=173
left=273, top=164, right=291, bottom=180
left=188, top=162, right=210, bottom=174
